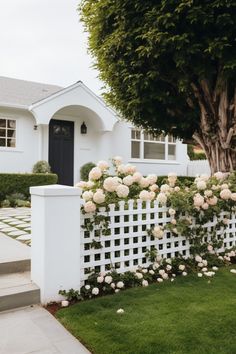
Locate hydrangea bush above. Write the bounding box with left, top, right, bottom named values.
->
left=63, top=157, right=236, bottom=301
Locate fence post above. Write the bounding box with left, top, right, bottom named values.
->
left=30, top=185, right=81, bottom=304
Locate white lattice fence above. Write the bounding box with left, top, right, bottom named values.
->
left=80, top=201, right=236, bottom=284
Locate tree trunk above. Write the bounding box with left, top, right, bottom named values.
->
left=191, top=79, right=236, bottom=174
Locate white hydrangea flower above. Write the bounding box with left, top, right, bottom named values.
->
left=117, top=308, right=124, bottom=314
left=116, top=281, right=124, bottom=289
left=113, top=156, right=123, bottom=166
left=212, top=266, right=218, bottom=271
left=93, top=190, right=106, bottom=204
left=132, top=172, right=143, bottom=182
left=195, top=255, right=202, bottom=263
left=197, top=180, right=207, bottom=190
left=202, top=202, right=209, bottom=210
left=123, top=175, right=134, bottom=186
left=135, top=272, right=143, bottom=279
left=231, top=193, right=236, bottom=201
left=84, top=201, right=96, bottom=213
left=139, top=190, right=152, bottom=201
left=202, top=267, right=208, bottom=272
left=166, top=265, right=172, bottom=271
left=168, top=172, right=177, bottom=186
left=162, top=273, right=168, bottom=279
left=168, top=208, right=176, bottom=216
left=85, top=285, right=91, bottom=290
left=174, top=186, right=180, bottom=192
left=139, top=177, right=150, bottom=188
left=221, top=183, right=229, bottom=190
left=103, top=177, right=120, bottom=192
left=110, top=283, right=116, bottom=289
left=82, top=191, right=94, bottom=202
left=159, top=269, right=165, bottom=275
left=214, top=171, right=224, bottom=180
left=116, top=184, right=129, bottom=198
left=156, top=192, right=167, bottom=205
left=147, top=174, right=157, bottom=185
left=179, top=264, right=185, bottom=271
left=124, top=164, right=136, bottom=174
left=75, top=181, right=87, bottom=189
left=197, top=273, right=203, bottom=278
left=149, top=270, right=155, bottom=275
left=193, top=193, right=205, bottom=207
left=97, top=160, right=109, bottom=171
left=182, top=272, right=187, bottom=276
left=97, top=276, right=104, bottom=283
left=230, top=269, right=236, bottom=274
left=207, top=196, right=218, bottom=205
left=204, top=190, right=213, bottom=197
left=89, top=167, right=102, bottom=181
left=142, top=280, right=149, bottom=287
left=160, top=184, right=170, bottom=193
left=220, top=188, right=232, bottom=200
left=152, top=225, right=164, bottom=239
left=171, top=219, right=177, bottom=225
left=149, top=184, right=159, bottom=192
left=157, top=278, right=164, bottom=283
left=104, top=276, right=113, bottom=284
left=92, top=287, right=99, bottom=295
left=86, top=181, right=95, bottom=188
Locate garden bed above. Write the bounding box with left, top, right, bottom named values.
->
left=57, top=267, right=236, bottom=354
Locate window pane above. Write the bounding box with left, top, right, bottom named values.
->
left=0, top=138, right=6, bottom=147
left=168, top=135, right=176, bottom=143
left=0, top=129, right=6, bottom=137
left=7, top=129, right=15, bottom=138
left=131, top=129, right=141, bottom=140
left=0, top=119, right=6, bottom=128
left=144, top=142, right=165, bottom=159
left=144, top=132, right=165, bottom=142
left=131, top=141, right=140, bottom=158
left=7, top=120, right=16, bottom=129
left=168, top=145, right=176, bottom=160
left=7, top=138, right=16, bottom=148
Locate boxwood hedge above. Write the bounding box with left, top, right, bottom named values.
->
left=0, top=173, right=58, bottom=201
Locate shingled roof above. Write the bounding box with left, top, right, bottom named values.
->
left=0, top=76, right=62, bottom=107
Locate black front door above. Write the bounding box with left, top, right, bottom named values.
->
left=49, top=119, right=74, bottom=185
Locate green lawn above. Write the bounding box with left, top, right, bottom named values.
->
left=57, top=268, right=236, bottom=354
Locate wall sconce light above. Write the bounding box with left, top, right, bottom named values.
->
left=80, top=122, right=87, bottom=134
left=34, top=125, right=38, bottom=131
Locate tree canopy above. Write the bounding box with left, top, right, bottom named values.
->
left=80, top=0, right=236, bottom=172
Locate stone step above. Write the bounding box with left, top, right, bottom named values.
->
left=0, top=259, right=30, bottom=275
left=0, top=271, right=40, bottom=312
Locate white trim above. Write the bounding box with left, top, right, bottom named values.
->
left=0, top=147, right=23, bottom=153
left=129, top=159, right=180, bottom=165
left=0, top=102, right=28, bottom=110
left=29, top=81, right=118, bottom=117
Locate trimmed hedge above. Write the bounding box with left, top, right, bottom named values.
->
left=0, top=173, right=58, bottom=201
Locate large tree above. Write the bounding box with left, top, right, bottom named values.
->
left=80, top=0, right=236, bottom=173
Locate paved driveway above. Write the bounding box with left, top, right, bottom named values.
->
left=0, top=208, right=31, bottom=246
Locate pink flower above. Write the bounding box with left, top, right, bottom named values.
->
left=84, top=201, right=96, bottom=213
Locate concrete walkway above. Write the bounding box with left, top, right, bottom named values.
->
left=0, top=305, right=91, bottom=354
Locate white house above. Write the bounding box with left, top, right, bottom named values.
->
left=0, top=76, right=189, bottom=185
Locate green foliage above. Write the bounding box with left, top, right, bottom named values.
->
left=32, top=160, right=51, bottom=174
left=80, top=1, right=236, bottom=141
left=188, top=145, right=206, bottom=160
left=80, top=162, right=96, bottom=181
left=0, top=173, right=58, bottom=201
left=59, top=289, right=82, bottom=302
left=2, top=193, right=29, bottom=208
left=157, top=175, right=195, bottom=187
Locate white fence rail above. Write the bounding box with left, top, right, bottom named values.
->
left=30, top=185, right=236, bottom=304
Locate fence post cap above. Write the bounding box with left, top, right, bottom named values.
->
left=30, top=184, right=81, bottom=197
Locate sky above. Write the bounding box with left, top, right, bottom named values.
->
left=0, top=0, right=102, bottom=94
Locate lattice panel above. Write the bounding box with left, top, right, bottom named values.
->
left=80, top=201, right=236, bottom=284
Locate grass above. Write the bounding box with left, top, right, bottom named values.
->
left=56, top=267, right=236, bottom=354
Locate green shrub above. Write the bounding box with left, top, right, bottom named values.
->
left=80, top=162, right=96, bottom=181
left=0, top=173, right=58, bottom=202
left=187, top=144, right=206, bottom=160
left=32, top=160, right=51, bottom=173
left=157, top=176, right=195, bottom=187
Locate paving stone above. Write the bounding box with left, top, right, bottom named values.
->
left=16, top=234, right=31, bottom=241
left=7, top=230, right=28, bottom=237
left=1, top=227, right=18, bottom=233
left=17, top=223, right=31, bottom=228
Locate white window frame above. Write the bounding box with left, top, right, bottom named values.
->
left=0, top=117, right=17, bottom=150
left=131, top=129, right=177, bottom=162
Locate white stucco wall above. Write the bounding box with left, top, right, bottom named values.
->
left=0, top=108, right=38, bottom=173
left=111, top=121, right=188, bottom=176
